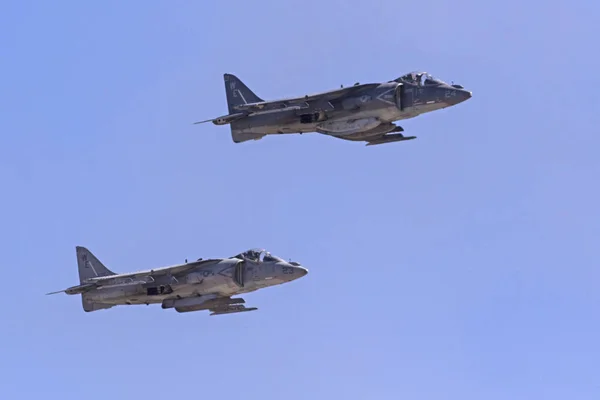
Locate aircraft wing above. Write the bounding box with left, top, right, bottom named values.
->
left=233, top=83, right=381, bottom=112
left=208, top=304, right=258, bottom=316
left=91, top=259, right=222, bottom=282
left=172, top=295, right=258, bottom=315
left=365, top=133, right=417, bottom=146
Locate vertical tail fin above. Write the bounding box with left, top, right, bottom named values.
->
left=224, top=73, right=263, bottom=113
left=76, top=246, right=116, bottom=283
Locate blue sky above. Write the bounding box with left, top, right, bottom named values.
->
left=1, top=1, right=599, bottom=398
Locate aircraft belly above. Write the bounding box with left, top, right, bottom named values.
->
left=399, top=103, right=444, bottom=119
left=235, top=105, right=404, bottom=136
left=341, top=123, right=397, bottom=140
left=277, top=122, right=317, bottom=133
left=86, top=272, right=240, bottom=305
left=87, top=286, right=141, bottom=304
left=418, top=103, right=446, bottom=113
left=234, top=110, right=299, bottom=134
left=235, top=126, right=282, bottom=135
left=379, top=107, right=403, bottom=121
left=324, top=107, right=399, bottom=124
left=180, top=275, right=239, bottom=295
left=317, top=117, right=381, bottom=136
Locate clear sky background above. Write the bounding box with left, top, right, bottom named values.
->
left=1, top=1, right=598, bottom=399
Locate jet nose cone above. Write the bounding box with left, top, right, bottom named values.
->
left=446, top=88, right=472, bottom=105
left=280, top=262, right=308, bottom=281
left=287, top=261, right=308, bottom=277
left=456, top=89, right=472, bottom=103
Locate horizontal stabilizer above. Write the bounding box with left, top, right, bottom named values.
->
left=365, top=134, right=417, bottom=146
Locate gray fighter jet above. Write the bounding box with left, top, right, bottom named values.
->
left=47, top=247, right=308, bottom=316
left=195, top=71, right=472, bottom=146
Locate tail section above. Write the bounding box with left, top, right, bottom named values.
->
left=76, top=246, right=116, bottom=312
left=81, top=296, right=114, bottom=312
left=76, top=246, right=116, bottom=283
left=224, top=73, right=263, bottom=114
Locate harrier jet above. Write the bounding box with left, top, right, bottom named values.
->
left=47, top=247, right=308, bottom=316
left=195, top=71, right=472, bottom=146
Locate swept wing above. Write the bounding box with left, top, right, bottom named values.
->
left=164, top=294, right=258, bottom=316
left=86, top=259, right=222, bottom=282
left=231, top=83, right=381, bottom=112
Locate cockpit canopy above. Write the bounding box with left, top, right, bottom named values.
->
left=233, top=248, right=284, bottom=263
left=393, top=71, right=448, bottom=86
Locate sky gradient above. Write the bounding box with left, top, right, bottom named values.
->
left=1, top=1, right=599, bottom=399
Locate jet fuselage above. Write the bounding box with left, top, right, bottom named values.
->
left=48, top=247, right=308, bottom=315
left=231, top=81, right=470, bottom=137
left=197, top=72, right=472, bottom=145
left=84, top=257, right=305, bottom=306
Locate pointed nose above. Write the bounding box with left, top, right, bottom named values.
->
left=446, top=89, right=472, bottom=106
left=279, top=262, right=308, bottom=281
left=294, top=266, right=308, bottom=277
left=460, top=89, right=472, bottom=103
left=287, top=261, right=308, bottom=277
